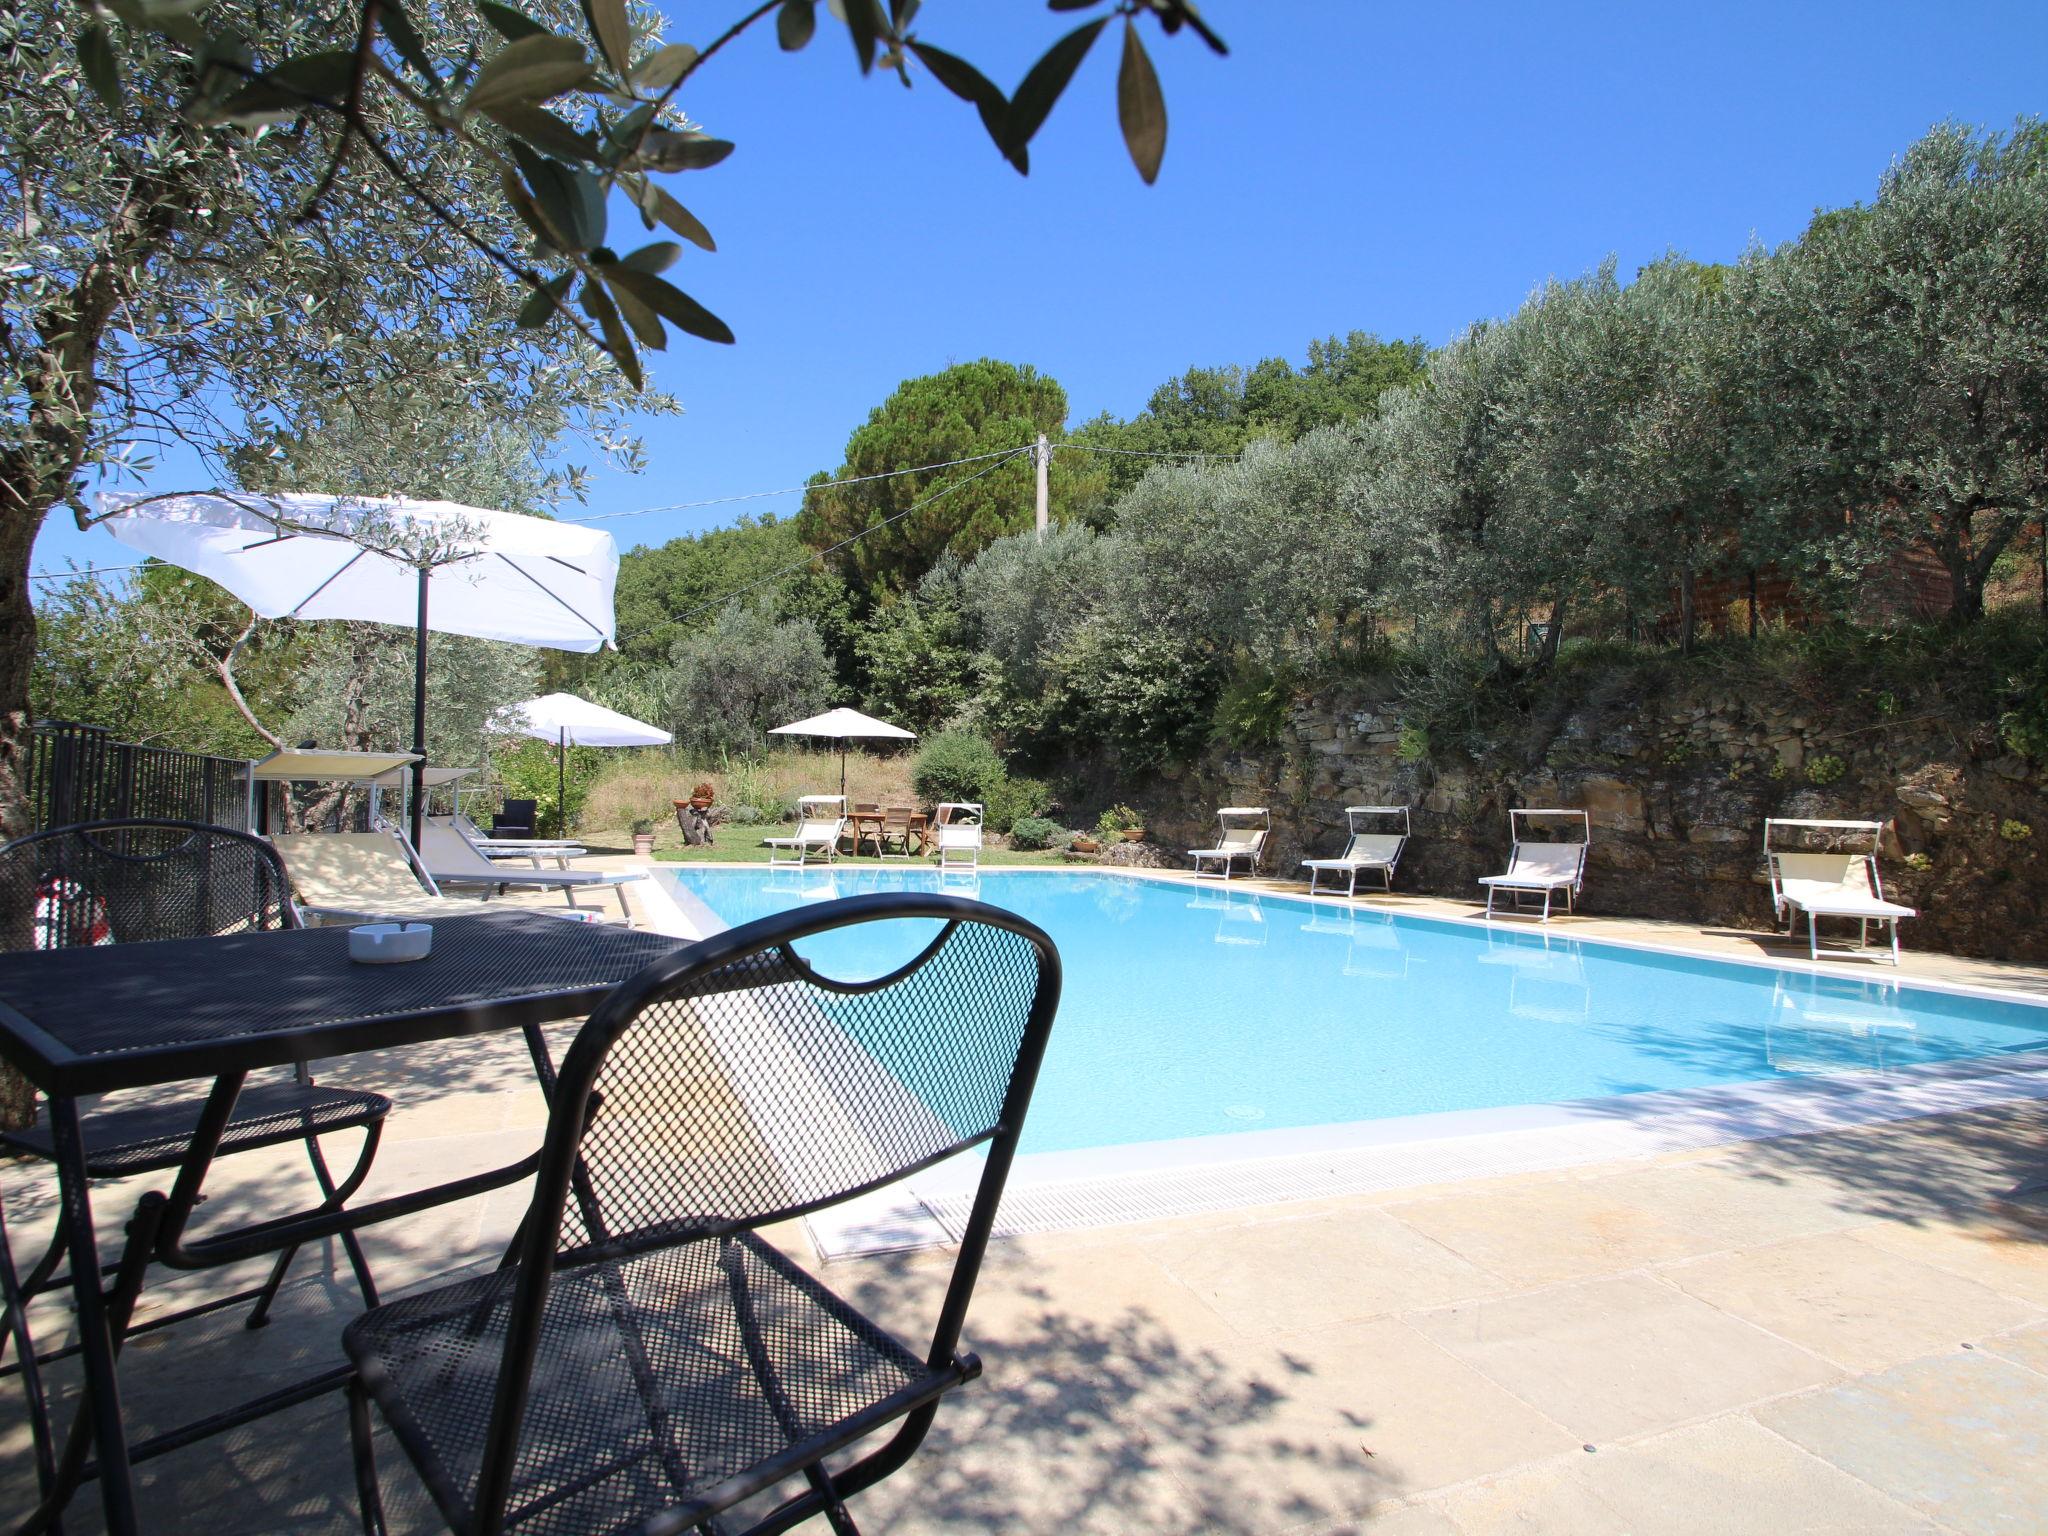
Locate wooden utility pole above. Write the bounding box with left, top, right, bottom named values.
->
left=1034, top=433, right=1049, bottom=541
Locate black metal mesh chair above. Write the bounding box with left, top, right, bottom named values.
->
left=344, top=891, right=1061, bottom=1536
left=0, top=820, right=392, bottom=1506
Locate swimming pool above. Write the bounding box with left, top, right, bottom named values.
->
left=660, top=866, right=2048, bottom=1158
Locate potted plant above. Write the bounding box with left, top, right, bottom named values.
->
left=1068, top=830, right=1103, bottom=855
left=689, top=781, right=715, bottom=810
left=1098, top=804, right=1144, bottom=842
left=630, top=818, right=656, bottom=856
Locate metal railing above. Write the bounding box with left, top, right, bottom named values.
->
left=27, top=722, right=252, bottom=833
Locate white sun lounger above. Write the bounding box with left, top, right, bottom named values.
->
left=932, top=802, right=983, bottom=874
left=452, top=811, right=588, bottom=869
left=418, top=817, right=640, bottom=919
left=1302, top=805, right=1410, bottom=896
left=1189, top=807, right=1269, bottom=881
left=1478, top=809, right=1589, bottom=922
left=764, top=796, right=846, bottom=867
left=1764, top=818, right=1916, bottom=964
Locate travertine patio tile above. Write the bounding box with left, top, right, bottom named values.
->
left=1298, top=1501, right=1467, bottom=1536
left=1569, top=1414, right=1935, bottom=1532
left=1663, top=1232, right=2042, bottom=1373
left=1759, top=1350, right=2048, bottom=1534
left=1851, top=1210, right=2048, bottom=1308
left=1150, top=1315, right=1578, bottom=1529
left=1146, top=1207, right=1509, bottom=1334
left=1981, top=1321, right=2048, bottom=1377
left=1582, top=1157, right=1878, bottom=1249
left=1430, top=1454, right=1631, bottom=1534
left=1407, top=1273, right=1838, bottom=1443
left=1385, top=1178, right=1719, bottom=1287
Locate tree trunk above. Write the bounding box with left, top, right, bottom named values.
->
left=0, top=501, right=39, bottom=1128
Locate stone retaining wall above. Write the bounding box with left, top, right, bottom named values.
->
left=1130, top=680, right=2048, bottom=963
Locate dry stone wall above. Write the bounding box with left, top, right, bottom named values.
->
left=1137, top=681, right=2048, bottom=963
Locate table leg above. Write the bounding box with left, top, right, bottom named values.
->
left=49, top=1097, right=141, bottom=1535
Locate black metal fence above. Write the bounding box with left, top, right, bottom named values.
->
left=27, top=721, right=252, bottom=833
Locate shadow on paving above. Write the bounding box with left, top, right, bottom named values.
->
left=3, top=1185, right=1360, bottom=1533
left=1682, top=1098, right=2048, bottom=1234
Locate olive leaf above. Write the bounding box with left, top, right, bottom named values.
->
left=516, top=270, right=573, bottom=327
left=1003, top=16, right=1107, bottom=159
left=907, top=41, right=1017, bottom=170
left=635, top=132, right=735, bottom=173
left=593, top=258, right=669, bottom=349
left=482, top=103, right=599, bottom=161
left=578, top=278, right=643, bottom=388
left=583, top=0, right=634, bottom=78
left=620, top=241, right=683, bottom=274
left=376, top=1, right=437, bottom=83
left=631, top=42, right=696, bottom=92
left=602, top=267, right=735, bottom=344
left=464, top=35, right=594, bottom=117
left=1116, top=18, right=1165, bottom=184
left=508, top=141, right=605, bottom=251
left=76, top=23, right=122, bottom=113
left=777, top=0, right=816, bottom=52
left=633, top=180, right=717, bottom=251
left=477, top=1, right=549, bottom=43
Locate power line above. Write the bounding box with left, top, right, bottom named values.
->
left=1058, top=442, right=1239, bottom=461
left=625, top=448, right=1034, bottom=640
left=560, top=445, right=1032, bottom=525
left=29, top=564, right=147, bottom=584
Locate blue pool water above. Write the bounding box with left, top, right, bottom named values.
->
left=662, top=867, right=2048, bottom=1156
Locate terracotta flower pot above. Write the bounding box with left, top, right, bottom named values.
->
left=1122, top=828, right=1145, bottom=842
left=632, top=833, right=655, bottom=855
left=1070, top=837, right=1102, bottom=854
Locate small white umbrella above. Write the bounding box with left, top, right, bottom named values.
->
left=769, top=707, right=917, bottom=799
left=99, top=489, right=621, bottom=846
left=499, top=693, right=671, bottom=837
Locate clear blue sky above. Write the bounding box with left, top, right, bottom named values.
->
left=33, top=0, right=2048, bottom=578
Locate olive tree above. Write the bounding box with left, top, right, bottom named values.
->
left=1743, top=121, right=2048, bottom=622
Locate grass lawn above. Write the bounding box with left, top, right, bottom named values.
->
left=652, top=823, right=1074, bottom=867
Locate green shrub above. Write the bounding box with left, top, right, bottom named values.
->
left=498, top=738, right=601, bottom=836
left=1096, top=802, right=1142, bottom=838
left=911, top=729, right=1006, bottom=804
left=1904, top=850, right=1933, bottom=870
left=983, top=773, right=1052, bottom=834
left=1211, top=665, right=1294, bottom=748
left=2000, top=818, right=2033, bottom=843
left=1396, top=722, right=1431, bottom=763
left=1806, top=753, right=1847, bottom=785
left=1008, top=815, right=1064, bottom=850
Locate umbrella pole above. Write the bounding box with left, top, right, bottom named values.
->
left=840, top=742, right=847, bottom=800
left=558, top=726, right=567, bottom=840
left=410, top=568, right=429, bottom=850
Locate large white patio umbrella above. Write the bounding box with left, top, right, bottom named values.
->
left=98, top=489, right=621, bottom=846
left=498, top=693, right=671, bottom=837
left=769, top=706, right=916, bottom=798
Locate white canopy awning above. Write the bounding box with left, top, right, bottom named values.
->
left=498, top=693, right=671, bottom=748
left=252, top=749, right=419, bottom=782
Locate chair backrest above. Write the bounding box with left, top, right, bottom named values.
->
left=418, top=816, right=504, bottom=877
left=1504, top=842, right=1585, bottom=882
left=936, top=821, right=983, bottom=851
left=477, top=893, right=1062, bottom=1508
left=1340, top=832, right=1405, bottom=865
left=934, top=802, right=983, bottom=826
left=794, top=795, right=846, bottom=841
left=0, top=819, right=297, bottom=950
left=270, top=830, right=437, bottom=908
left=495, top=798, right=537, bottom=828
left=1771, top=850, right=1872, bottom=901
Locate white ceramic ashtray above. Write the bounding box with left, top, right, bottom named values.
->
left=348, top=922, right=433, bottom=964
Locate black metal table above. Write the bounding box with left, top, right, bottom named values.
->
left=0, top=908, right=686, bottom=1535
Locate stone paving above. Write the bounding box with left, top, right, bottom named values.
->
left=2, top=860, right=2043, bottom=1533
